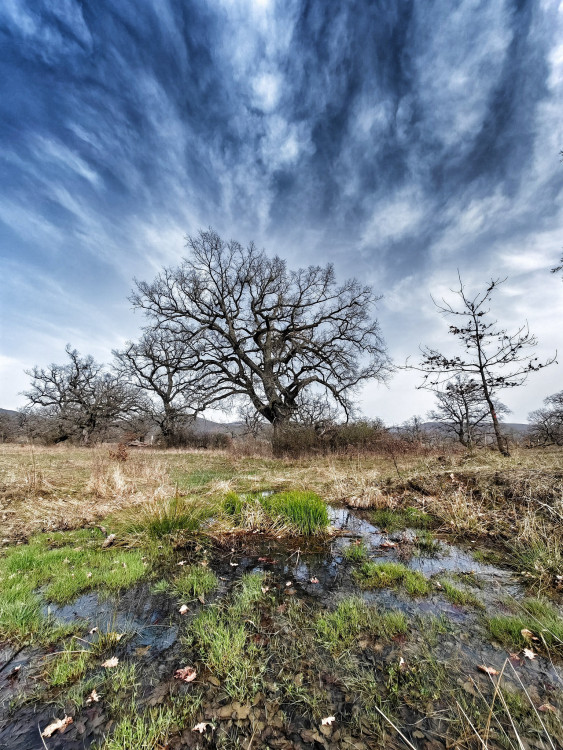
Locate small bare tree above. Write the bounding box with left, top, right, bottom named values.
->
left=132, top=229, right=390, bottom=442
left=24, top=346, right=139, bottom=444
left=428, top=375, right=508, bottom=448
left=529, top=391, right=563, bottom=446
left=113, top=329, right=205, bottom=446
left=410, top=276, right=556, bottom=456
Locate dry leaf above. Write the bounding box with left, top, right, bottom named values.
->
left=321, top=716, right=336, bottom=726
left=539, top=703, right=557, bottom=713
left=41, top=716, right=73, bottom=737
left=86, top=689, right=100, bottom=704
left=521, top=628, right=535, bottom=640
left=478, top=665, right=499, bottom=676
left=179, top=604, right=189, bottom=615
left=198, top=595, right=205, bottom=604
left=101, top=657, right=119, bottom=668
left=261, top=586, right=269, bottom=594
left=523, top=648, right=536, bottom=660
left=310, top=577, right=319, bottom=584
left=193, top=721, right=212, bottom=733
left=102, top=533, right=116, bottom=548
left=175, top=666, right=197, bottom=682
left=380, top=540, right=397, bottom=548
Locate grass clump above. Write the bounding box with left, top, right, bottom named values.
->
left=121, top=495, right=215, bottom=538
left=439, top=579, right=483, bottom=608
left=354, top=561, right=431, bottom=596
left=186, top=573, right=268, bottom=699
left=98, top=706, right=178, bottom=750
left=173, top=564, right=218, bottom=600
left=343, top=540, right=369, bottom=562
left=316, top=596, right=407, bottom=654
left=372, top=506, right=436, bottom=532
left=413, top=530, right=441, bottom=554
left=44, top=639, right=92, bottom=687
left=487, top=597, right=563, bottom=652
left=264, top=490, right=329, bottom=534
left=222, top=489, right=329, bottom=535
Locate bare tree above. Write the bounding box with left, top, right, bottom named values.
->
left=113, top=329, right=205, bottom=446
left=132, top=229, right=390, bottom=442
left=410, top=276, right=556, bottom=456
left=24, top=346, right=139, bottom=444
left=529, top=391, right=563, bottom=446
left=428, top=375, right=509, bottom=448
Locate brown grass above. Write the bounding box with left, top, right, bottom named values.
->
left=1, top=444, right=562, bottom=552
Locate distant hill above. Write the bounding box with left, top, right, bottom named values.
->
left=421, top=421, right=531, bottom=436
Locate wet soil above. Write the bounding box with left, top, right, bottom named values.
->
left=1, top=505, right=562, bottom=750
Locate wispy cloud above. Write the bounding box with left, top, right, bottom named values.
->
left=0, top=0, right=561, bottom=420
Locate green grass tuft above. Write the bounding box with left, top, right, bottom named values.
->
left=344, top=541, right=369, bottom=562
left=316, top=597, right=408, bottom=654
left=353, top=561, right=431, bottom=596
left=173, top=564, right=218, bottom=600
left=372, top=506, right=436, bottom=532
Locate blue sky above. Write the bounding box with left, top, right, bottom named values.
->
left=1, top=0, right=561, bottom=423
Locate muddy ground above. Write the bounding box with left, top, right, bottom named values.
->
left=1, top=504, right=563, bottom=750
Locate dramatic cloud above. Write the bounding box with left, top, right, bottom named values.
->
left=1, top=0, right=561, bottom=422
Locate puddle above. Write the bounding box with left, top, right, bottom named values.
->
left=1, top=503, right=561, bottom=750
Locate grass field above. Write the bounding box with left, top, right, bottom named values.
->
left=1, top=443, right=563, bottom=749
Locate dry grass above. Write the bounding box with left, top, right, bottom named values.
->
left=1, top=444, right=562, bottom=554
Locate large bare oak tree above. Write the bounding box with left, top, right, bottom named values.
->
left=132, top=229, right=390, bottom=440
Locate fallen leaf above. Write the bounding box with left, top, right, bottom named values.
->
left=101, top=657, right=119, bottom=668
left=179, top=604, right=189, bottom=615
left=523, top=648, right=536, bottom=660
left=478, top=665, right=499, bottom=676
left=193, top=721, right=212, bottom=733
left=539, top=703, right=557, bottom=713
left=321, top=716, right=336, bottom=726
left=521, top=628, right=535, bottom=640
left=380, top=540, right=397, bottom=548
left=175, top=666, right=197, bottom=683
left=310, top=577, right=319, bottom=584
left=258, top=557, right=276, bottom=564
left=41, top=716, right=73, bottom=737
left=85, top=689, right=100, bottom=704
left=198, top=595, right=205, bottom=604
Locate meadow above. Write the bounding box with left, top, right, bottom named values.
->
left=1, top=443, right=562, bottom=750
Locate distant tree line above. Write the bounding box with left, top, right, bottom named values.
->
left=8, top=228, right=558, bottom=455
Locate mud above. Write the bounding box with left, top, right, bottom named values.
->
left=1, top=504, right=562, bottom=750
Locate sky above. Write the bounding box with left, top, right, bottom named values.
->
left=0, top=0, right=562, bottom=425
